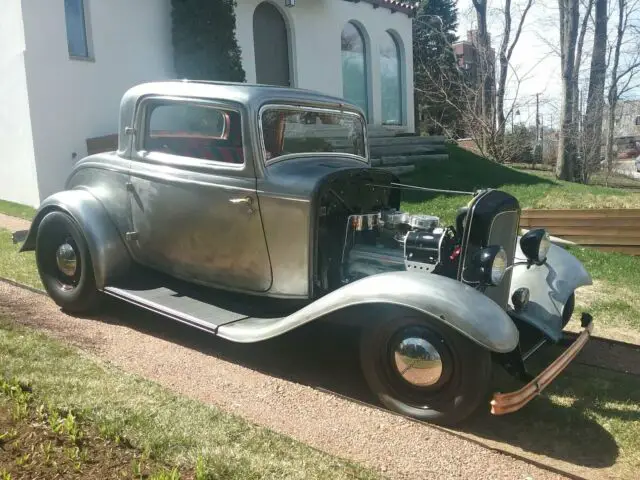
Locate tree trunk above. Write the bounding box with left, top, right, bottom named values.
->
left=472, top=0, right=492, bottom=152
left=581, top=0, right=607, bottom=183
left=556, top=0, right=580, bottom=181
left=571, top=0, right=593, bottom=125
left=496, top=0, right=511, bottom=139
left=606, top=0, right=625, bottom=170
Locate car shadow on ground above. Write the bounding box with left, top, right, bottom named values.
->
left=92, top=298, right=621, bottom=470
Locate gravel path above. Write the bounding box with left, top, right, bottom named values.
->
left=0, top=281, right=568, bottom=480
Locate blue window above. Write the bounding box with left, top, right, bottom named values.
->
left=64, top=0, right=89, bottom=58
left=380, top=32, right=403, bottom=125
left=341, top=22, right=369, bottom=121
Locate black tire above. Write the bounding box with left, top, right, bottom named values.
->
left=35, top=211, right=100, bottom=313
left=360, top=313, right=492, bottom=426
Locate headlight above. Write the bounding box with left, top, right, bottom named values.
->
left=520, top=228, right=551, bottom=265
left=471, top=245, right=507, bottom=286
left=490, top=248, right=508, bottom=285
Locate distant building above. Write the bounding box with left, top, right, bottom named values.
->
left=602, top=100, right=640, bottom=158
left=452, top=30, right=496, bottom=130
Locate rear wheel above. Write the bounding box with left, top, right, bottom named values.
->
left=35, top=211, right=100, bottom=313
left=360, top=314, right=492, bottom=426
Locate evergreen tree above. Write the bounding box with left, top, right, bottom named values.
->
left=171, top=0, right=246, bottom=82
left=413, top=0, right=462, bottom=136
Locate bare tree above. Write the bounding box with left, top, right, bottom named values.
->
left=572, top=0, right=594, bottom=127
left=496, top=0, right=535, bottom=139
left=556, top=0, right=581, bottom=180
left=605, top=0, right=640, bottom=172
left=580, top=0, right=608, bottom=183
left=471, top=0, right=495, bottom=150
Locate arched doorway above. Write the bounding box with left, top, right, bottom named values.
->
left=253, top=3, right=291, bottom=86
left=341, top=21, right=369, bottom=120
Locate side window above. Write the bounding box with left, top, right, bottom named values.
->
left=64, top=0, right=90, bottom=58
left=143, top=102, right=245, bottom=164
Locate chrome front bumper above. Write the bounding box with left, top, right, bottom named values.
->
left=490, top=313, right=594, bottom=415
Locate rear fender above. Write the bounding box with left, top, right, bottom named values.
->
left=19, top=189, right=131, bottom=289
left=508, top=241, right=592, bottom=341
left=218, top=270, right=520, bottom=353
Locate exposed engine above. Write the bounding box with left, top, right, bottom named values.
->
left=341, top=209, right=461, bottom=284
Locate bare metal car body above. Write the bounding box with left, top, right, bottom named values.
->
left=19, top=81, right=594, bottom=425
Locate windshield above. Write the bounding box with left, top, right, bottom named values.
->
left=260, top=106, right=367, bottom=163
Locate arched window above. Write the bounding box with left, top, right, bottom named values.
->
left=341, top=22, right=369, bottom=120
left=380, top=31, right=403, bottom=125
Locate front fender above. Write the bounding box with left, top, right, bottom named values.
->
left=508, top=241, right=592, bottom=341
left=217, top=271, right=519, bottom=353
left=19, top=189, right=130, bottom=289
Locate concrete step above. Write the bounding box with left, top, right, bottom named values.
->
left=368, top=135, right=446, bottom=146
left=370, top=143, right=448, bottom=157
left=377, top=153, right=449, bottom=166
left=380, top=165, right=416, bottom=176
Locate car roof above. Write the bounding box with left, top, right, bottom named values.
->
left=120, top=80, right=365, bottom=117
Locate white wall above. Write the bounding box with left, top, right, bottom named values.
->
left=235, top=0, right=415, bottom=132
left=0, top=0, right=40, bottom=207
left=21, top=0, right=175, bottom=203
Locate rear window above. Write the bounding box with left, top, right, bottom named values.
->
left=142, top=102, right=244, bottom=165
left=260, top=107, right=366, bottom=163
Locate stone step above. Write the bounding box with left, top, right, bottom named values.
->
left=370, top=143, right=448, bottom=157
left=377, top=154, right=449, bottom=166
left=368, top=135, right=446, bottom=146
left=380, top=165, right=416, bottom=176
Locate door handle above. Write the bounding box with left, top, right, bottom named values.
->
left=229, top=196, right=254, bottom=214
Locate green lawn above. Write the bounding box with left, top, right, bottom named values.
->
left=0, top=199, right=36, bottom=221
left=0, top=319, right=379, bottom=480
left=400, top=145, right=640, bottom=225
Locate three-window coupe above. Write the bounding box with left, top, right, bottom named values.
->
left=19, top=81, right=594, bottom=425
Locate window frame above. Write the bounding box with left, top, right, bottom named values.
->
left=380, top=31, right=404, bottom=126
left=257, top=103, right=369, bottom=167
left=64, top=0, right=93, bottom=60
left=340, top=21, right=370, bottom=121
left=133, top=95, right=247, bottom=172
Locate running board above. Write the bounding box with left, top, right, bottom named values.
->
left=102, top=268, right=293, bottom=337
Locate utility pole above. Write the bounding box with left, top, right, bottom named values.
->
left=536, top=93, right=540, bottom=142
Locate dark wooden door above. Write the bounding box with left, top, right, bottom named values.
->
left=253, top=3, right=290, bottom=86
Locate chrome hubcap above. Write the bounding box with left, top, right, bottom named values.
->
left=393, top=336, right=443, bottom=387
left=55, top=243, right=77, bottom=277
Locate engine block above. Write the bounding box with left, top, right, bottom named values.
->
left=342, top=209, right=457, bottom=283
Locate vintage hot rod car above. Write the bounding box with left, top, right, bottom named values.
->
left=19, top=81, right=594, bottom=425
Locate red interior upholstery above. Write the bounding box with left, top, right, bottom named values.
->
left=145, top=112, right=244, bottom=164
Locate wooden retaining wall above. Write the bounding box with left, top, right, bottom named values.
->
left=520, top=209, right=640, bottom=256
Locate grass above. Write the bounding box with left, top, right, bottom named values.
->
left=0, top=319, right=380, bottom=480
left=0, top=230, right=40, bottom=290
left=466, top=343, right=640, bottom=480
left=0, top=378, right=187, bottom=479
left=400, top=145, right=640, bottom=225
left=0, top=200, right=36, bottom=221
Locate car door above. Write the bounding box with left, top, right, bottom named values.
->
left=126, top=96, right=272, bottom=293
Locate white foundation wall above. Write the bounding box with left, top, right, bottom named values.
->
left=0, top=0, right=40, bottom=207
left=235, top=0, right=415, bottom=132
left=21, top=0, right=175, bottom=203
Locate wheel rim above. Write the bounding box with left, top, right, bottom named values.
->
left=53, top=237, right=81, bottom=290
left=383, top=324, right=456, bottom=408
left=393, top=337, right=443, bottom=387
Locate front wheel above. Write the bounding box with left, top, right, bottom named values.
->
left=35, top=211, right=100, bottom=313
left=360, top=314, right=492, bottom=426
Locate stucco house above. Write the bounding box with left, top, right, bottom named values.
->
left=1, top=0, right=417, bottom=207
